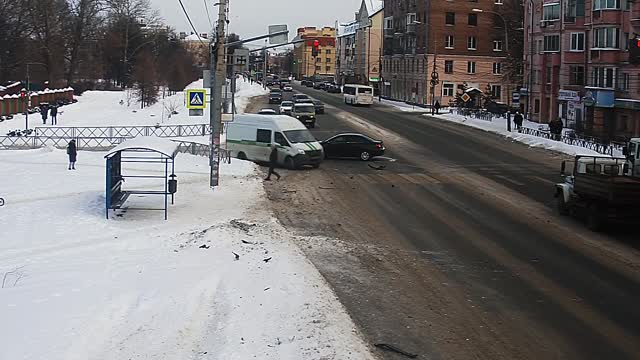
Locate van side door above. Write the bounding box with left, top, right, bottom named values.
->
left=274, top=132, right=290, bottom=164
left=256, top=128, right=272, bottom=161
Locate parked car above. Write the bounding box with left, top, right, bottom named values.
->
left=312, top=100, right=325, bottom=114
left=313, top=82, right=326, bottom=90
left=279, top=101, right=294, bottom=115
left=258, top=108, right=277, bottom=115
left=320, top=133, right=385, bottom=161
left=269, top=91, right=283, bottom=104
left=304, top=81, right=314, bottom=87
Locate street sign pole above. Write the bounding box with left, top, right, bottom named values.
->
left=209, top=0, right=228, bottom=189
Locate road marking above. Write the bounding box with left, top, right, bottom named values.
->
left=493, top=175, right=525, bottom=186
left=531, top=175, right=557, bottom=186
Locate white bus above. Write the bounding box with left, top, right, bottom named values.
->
left=343, top=84, right=374, bottom=106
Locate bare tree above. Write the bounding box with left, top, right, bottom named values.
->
left=0, top=0, right=31, bottom=82
left=64, top=0, right=104, bottom=85
left=132, top=49, right=157, bottom=108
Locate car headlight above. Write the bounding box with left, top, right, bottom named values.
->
left=296, top=116, right=300, bottom=119
left=310, top=115, right=315, bottom=118
left=297, top=149, right=306, bottom=155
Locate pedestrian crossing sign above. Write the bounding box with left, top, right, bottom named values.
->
left=187, top=89, right=207, bottom=109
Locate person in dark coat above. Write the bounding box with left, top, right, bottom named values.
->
left=434, top=101, right=441, bottom=115
left=50, top=105, right=58, bottom=125
left=513, top=111, right=524, bottom=131
left=264, top=144, right=281, bottom=181
left=40, top=104, right=48, bottom=125
left=67, top=140, right=77, bottom=170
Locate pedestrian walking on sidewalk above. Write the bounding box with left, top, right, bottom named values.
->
left=67, top=139, right=77, bottom=170
left=50, top=105, right=58, bottom=125
left=264, top=144, right=281, bottom=181
left=434, top=101, right=441, bottom=115
left=513, top=112, right=524, bottom=131
left=40, top=104, right=49, bottom=125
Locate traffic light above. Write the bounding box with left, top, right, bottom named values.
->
left=629, top=35, right=640, bottom=64
left=312, top=39, right=319, bottom=57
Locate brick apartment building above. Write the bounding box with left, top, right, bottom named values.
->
left=293, top=27, right=337, bottom=80
left=525, top=0, right=640, bottom=140
left=381, top=0, right=511, bottom=107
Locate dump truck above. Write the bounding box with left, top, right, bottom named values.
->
left=555, top=138, right=640, bottom=230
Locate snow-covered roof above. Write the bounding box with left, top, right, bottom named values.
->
left=105, top=136, right=181, bottom=159
left=183, top=33, right=204, bottom=42
left=338, top=20, right=358, bottom=37
left=364, top=0, right=383, bottom=15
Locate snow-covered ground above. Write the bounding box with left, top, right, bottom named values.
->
left=430, top=110, right=604, bottom=156
left=376, top=98, right=430, bottom=113
left=0, top=77, right=268, bottom=134
left=0, top=148, right=374, bottom=360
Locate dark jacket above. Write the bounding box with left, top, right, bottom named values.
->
left=67, top=141, right=77, bottom=161
left=269, top=147, right=278, bottom=164
left=514, top=114, right=523, bottom=125
left=51, top=106, right=58, bottom=116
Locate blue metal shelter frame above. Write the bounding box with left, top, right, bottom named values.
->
left=104, top=139, right=179, bottom=220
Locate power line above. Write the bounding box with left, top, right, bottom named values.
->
left=204, top=0, right=213, bottom=27
left=177, top=0, right=205, bottom=45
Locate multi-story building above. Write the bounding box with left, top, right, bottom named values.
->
left=293, top=27, right=337, bottom=80
left=354, top=0, right=384, bottom=86
left=525, top=0, right=640, bottom=140
left=336, top=20, right=358, bottom=84
left=181, top=33, right=209, bottom=69
left=381, top=0, right=511, bottom=106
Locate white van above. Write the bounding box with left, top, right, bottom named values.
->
left=226, top=114, right=324, bottom=169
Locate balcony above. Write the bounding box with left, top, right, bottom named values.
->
left=384, top=28, right=394, bottom=38
left=406, top=23, right=416, bottom=34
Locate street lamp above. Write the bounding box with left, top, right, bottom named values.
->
left=24, top=62, right=48, bottom=130
left=471, top=9, right=508, bottom=53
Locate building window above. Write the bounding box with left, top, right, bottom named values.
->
left=445, top=35, right=454, bottom=48
left=546, top=66, right=552, bottom=84
left=593, top=0, right=620, bottom=10
left=495, top=0, right=503, bottom=4
left=570, top=33, right=585, bottom=51
left=468, top=13, right=477, bottom=26
left=443, top=83, right=455, bottom=97
left=491, top=85, right=502, bottom=99
left=384, top=17, right=393, bottom=29
left=468, top=36, right=477, bottom=50
left=619, top=73, right=630, bottom=90
left=543, top=35, right=560, bottom=52
left=493, top=62, right=502, bottom=74
left=493, top=40, right=503, bottom=51
left=534, top=99, right=540, bottom=113
left=446, top=12, right=455, bottom=25
left=316, top=65, right=321, bottom=71
left=326, top=49, right=332, bottom=54
left=326, top=58, right=331, bottom=63
left=592, top=67, right=616, bottom=88
left=444, top=60, right=454, bottom=74
left=593, top=27, right=620, bottom=49
left=406, top=13, right=417, bottom=25
left=316, top=57, right=321, bottom=62
left=326, top=66, right=331, bottom=71
left=542, top=3, right=560, bottom=22
left=467, top=61, right=476, bottom=74
left=569, top=65, right=585, bottom=85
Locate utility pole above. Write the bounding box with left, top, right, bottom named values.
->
left=209, top=0, right=228, bottom=189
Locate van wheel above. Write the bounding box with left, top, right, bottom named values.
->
left=586, top=203, right=602, bottom=231
left=556, top=194, right=569, bottom=216
left=285, top=156, right=296, bottom=170
left=237, top=152, right=247, bottom=160
left=360, top=151, right=371, bottom=161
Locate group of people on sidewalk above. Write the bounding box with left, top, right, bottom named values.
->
left=40, top=103, right=59, bottom=125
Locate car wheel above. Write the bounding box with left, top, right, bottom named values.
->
left=237, top=152, right=247, bottom=160
left=360, top=151, right=371, bottom=161
left=285, top=156, right=296, bottom=170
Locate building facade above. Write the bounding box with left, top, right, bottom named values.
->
left=525, top=0, right=640, bottom=140
left=354, top=1, right=384, bottom=86
left=336, top=20, right=358, bottom=84
left=293, top=27, right=337, bottom=80
left=381, top=0, right=510, bottom=106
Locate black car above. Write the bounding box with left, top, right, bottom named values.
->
left=312, top=100, right=325, bottom=114
left=268, top=91, right=283, bottom=104
left=326, top=84, right=342, bottom=93
left=313, top=82, right=326, bottom=90
left=321, top=133, right=385, bottom=161
left=304, top=81, right=314, bottom=87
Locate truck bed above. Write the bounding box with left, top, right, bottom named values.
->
left=574, top=174, right=640, bottom=204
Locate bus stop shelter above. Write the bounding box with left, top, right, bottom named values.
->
left=104, top=137, right=179, bottom=220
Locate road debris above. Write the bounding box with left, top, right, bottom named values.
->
left=199, top=244, right=210, bottom=249
left=263, top=257, right=272, bottom=263
left=374, top=343, right=418, bottom=358
left=368, top=164, right=386, bottom=170
left=232, top=252, right=240, bottom=260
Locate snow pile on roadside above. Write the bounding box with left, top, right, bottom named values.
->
left=0, top=149, right=374, bottom=360
left=430, top=111, right=603, bottom=156
left=0, top=77, right=268, bottom=133
left=376, top=98, right=430, bottom=113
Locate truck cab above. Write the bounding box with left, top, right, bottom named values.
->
left=292, top=102, right=316, bottom=128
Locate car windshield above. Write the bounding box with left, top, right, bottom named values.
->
left=281, top=102, right=293, bottom=107
left=295, top=105, right=315, bottom=113
left=284, top=129, right=317, bottom=143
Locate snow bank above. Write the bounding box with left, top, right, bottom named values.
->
left=430, top=111, right=602, bottom=156
left=0, top=77, right=268, bottom=134
left=376, top=98, right=430, bottom=113
left=0, top=149, right=374, bottom=360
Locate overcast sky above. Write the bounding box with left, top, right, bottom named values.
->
left=152, top=0, right=363, bottom=47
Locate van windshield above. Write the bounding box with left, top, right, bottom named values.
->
left=284, top=129, right=317, bottom=144
left=295, top=105, right=315, bottom=113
